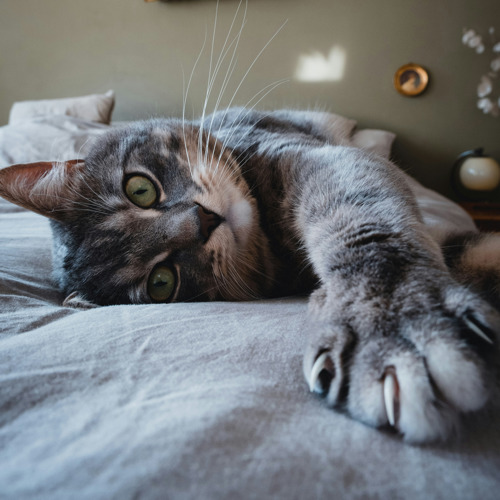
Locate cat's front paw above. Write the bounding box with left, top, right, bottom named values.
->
left=303, top=285, right=499, bottom=444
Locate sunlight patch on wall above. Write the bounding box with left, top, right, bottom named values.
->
left=294, top=46, right=346, bottom=82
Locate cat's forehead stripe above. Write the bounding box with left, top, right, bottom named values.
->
left=117, top=127, right=185, bottom=183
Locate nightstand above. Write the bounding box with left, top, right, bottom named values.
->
left=459, top=202, right=500, bottom=232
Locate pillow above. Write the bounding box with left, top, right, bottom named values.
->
left=0, top=115, right=113, bottom=168
left=350, top=128, right=396, bottom=160
left=8, top=90, right=115, bottom=125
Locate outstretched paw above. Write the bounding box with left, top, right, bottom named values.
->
left=304, top=286, right=499, bottom=444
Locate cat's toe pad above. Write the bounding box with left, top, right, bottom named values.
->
left=425, top=339, right=489, bottom=413
left=463, top=314, right=495, bottom=345
left=381, top=356, right=458, bottom=443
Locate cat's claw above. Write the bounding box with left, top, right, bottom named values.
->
left=383, top=369, right=399, bottom=428
left=304, top=279, right=500, bottom=443
left=309, top=351, right=331, bottom=393
left=463, top=316, right=495, bottom=345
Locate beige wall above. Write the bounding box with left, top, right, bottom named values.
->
left=1, top=0, right=499, bottom=197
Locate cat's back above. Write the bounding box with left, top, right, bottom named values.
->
left=204, top=108, right=350, bottom=157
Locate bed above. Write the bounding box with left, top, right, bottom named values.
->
left=1, top=93, right=500, bottom=499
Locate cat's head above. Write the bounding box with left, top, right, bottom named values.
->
left=0, top=119, right=275, bottom=305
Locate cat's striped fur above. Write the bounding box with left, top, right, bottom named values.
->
left=0, top=107, right=499, bottom=444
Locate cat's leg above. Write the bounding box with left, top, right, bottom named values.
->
left=269, top=109, right=356, bottom=145
left=443, top=232, right=500, bottom=310
left=296, top=146, right=499, bottom=443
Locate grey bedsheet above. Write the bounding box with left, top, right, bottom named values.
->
left=1, top=117, right=500, bottom=499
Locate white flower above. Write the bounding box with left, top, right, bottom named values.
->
left=469, top=34, right=483, bottom=49
left=477, top=75, right=493, bottom=97
left=492, top=56, right=500, bottom=72
left=464, top=27, right=499, bottom=118
left=462, top=29, right=476, bottom=45
left=478, top=98, right=500, bottom=116
left=478, top=97, right=494, bottom=113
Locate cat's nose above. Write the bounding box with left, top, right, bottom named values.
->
left=197, top=205, right=222, bottom=242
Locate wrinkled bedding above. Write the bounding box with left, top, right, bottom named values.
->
left=1, top=116, right=500, bottom=500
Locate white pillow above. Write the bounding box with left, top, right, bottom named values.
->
left=9, top=90, right=115, bottom=125
left=350, top=128, right=396, bottom=160
left=0, top=116, right=112, bottom=167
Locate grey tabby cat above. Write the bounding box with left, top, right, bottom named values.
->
left=0, top=107, right=499, bottom=443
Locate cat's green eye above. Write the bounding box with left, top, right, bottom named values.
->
left=147, top=265, right=176, bottom=302
left=125, top=175, right=157, bottom=208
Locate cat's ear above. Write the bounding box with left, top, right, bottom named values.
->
left=0, top=159, right=85, bottom=221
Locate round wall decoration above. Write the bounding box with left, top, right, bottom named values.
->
left=394, top=63, right=429, bottom=97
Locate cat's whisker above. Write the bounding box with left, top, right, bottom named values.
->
left=240, top=253, right=277, bottom=284
left=191, top=3, right=286, bottom=179
left=215, top=19, right=288, bottom=127
left=184, top=281, right=222, bottom=302
left=183, top=30, right=209, bottom=177
left=60, top=173, right=117, bottom=216
left=78, top=171, right=111, bottom=206
left=196, top=0, right=243, bottom=174
left=226, top=254, right=262, bottom=300
left=211, top=268, right=224, bottom=299
left=205, top=58, right=239, bottom=166
left=213, top=271, right=234, bottom=300
left=197, top=0, right=229, bottom=168
left=76, top=136, right=94, bottom=161
left=213, top=79, right=289, bottom=175
left=201, top=0, right=239, bottom=165
left=205, top=0, right=221, bottom=110
left=208, top=146, right=237, bottom=178
left=209, top=242, right=258, bottom=300
left=181, top=69, right=192, bottom=176
left=209, top=16, right=288, bottom=172
left=217, top=267, right=243, bottom=300
left=216, top=128, right=263, bottom=178
left=196, top=27, right=211, bottom=170
left=59, top=193, right=113, bottom=215
left=68, top=207, right=112, bottom=217
left=204, top=0, right=248, bottom=166
left=27, top=191, right=113, bottom=217
left=210, top=159, right=241, bottom=195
